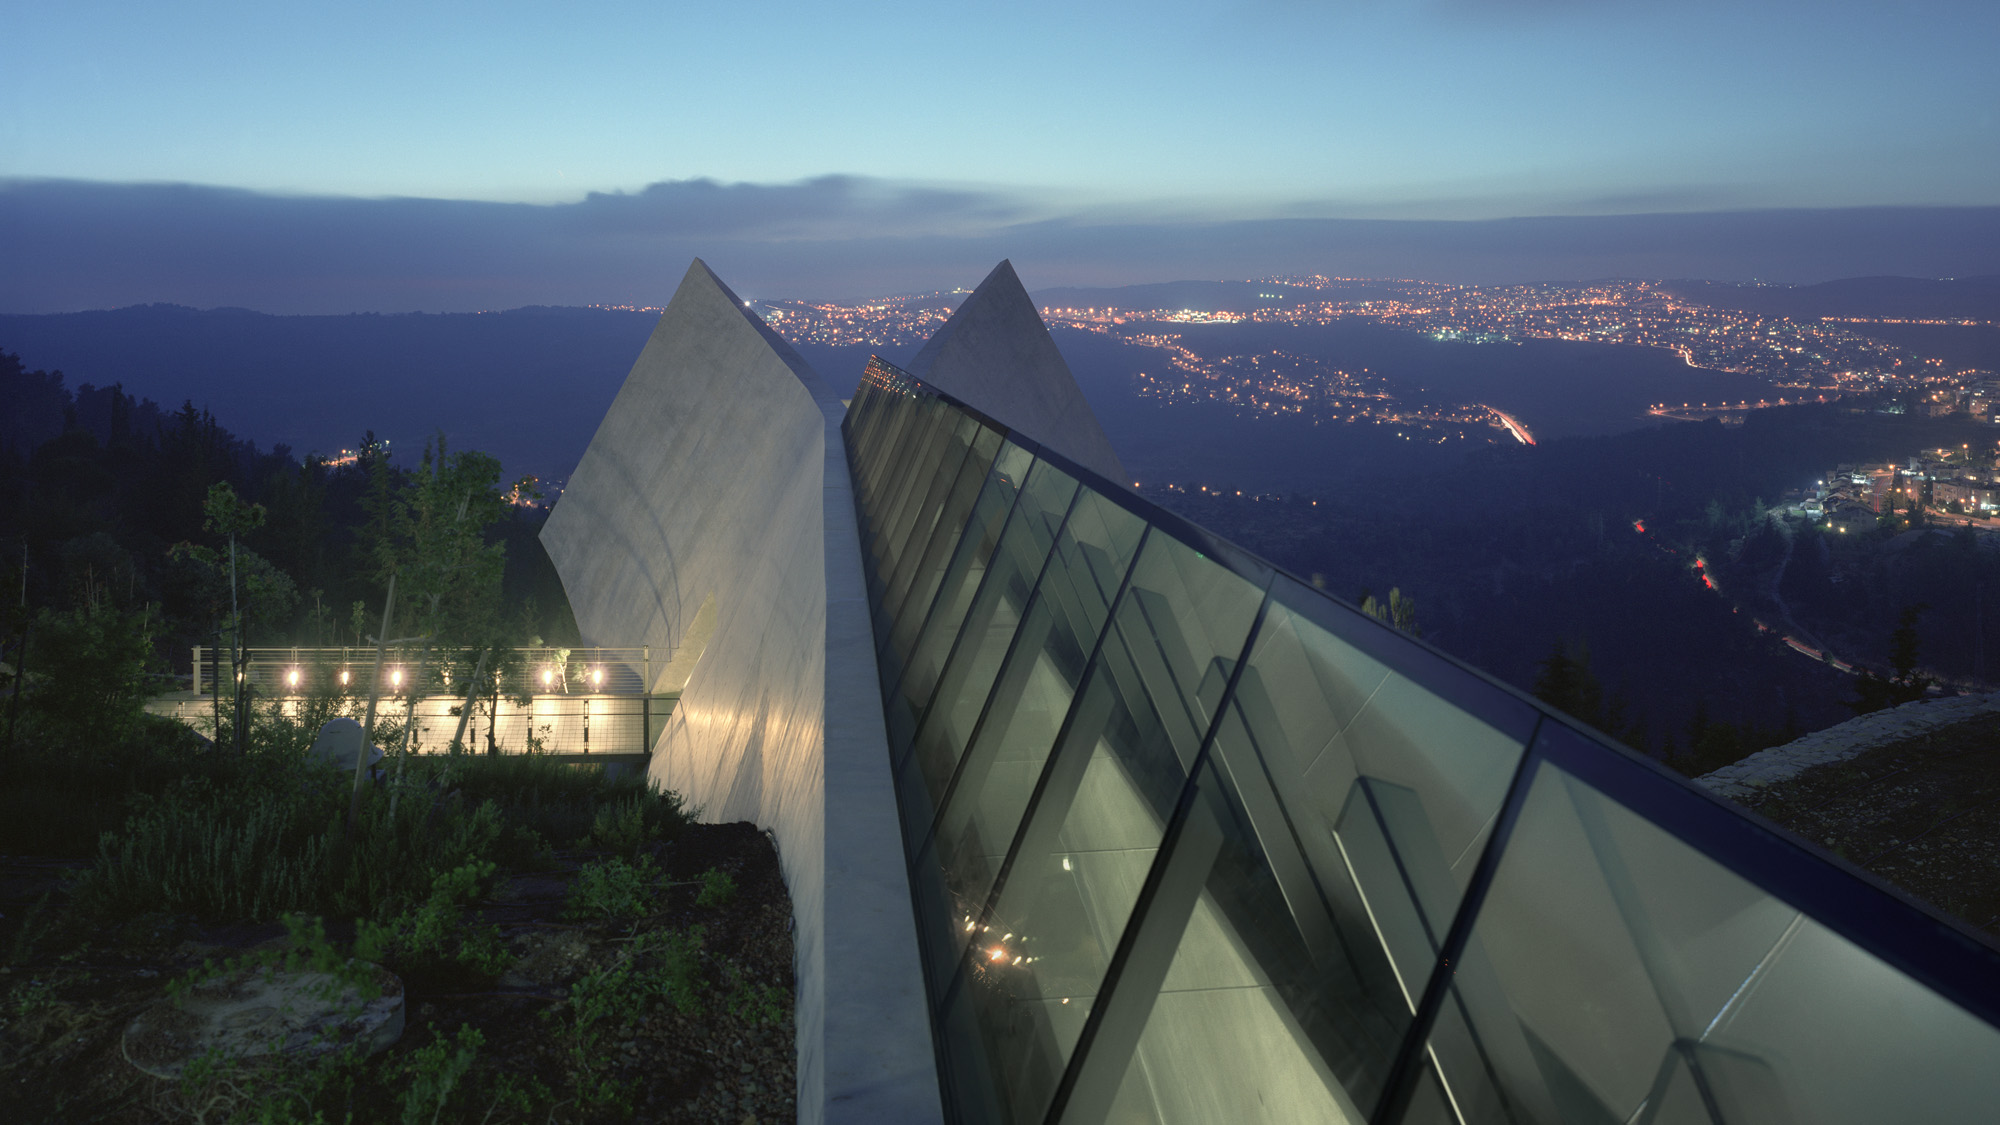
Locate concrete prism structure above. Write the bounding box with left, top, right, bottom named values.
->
left=543, top=259, right=938, bottom=1125
left=907, top=260, right=1126, bottom=485
left=548, top=258, right=2000, bottom=1125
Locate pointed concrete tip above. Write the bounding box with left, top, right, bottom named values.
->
left=906, top=261, right=1126, bottom=485
left=656, top=258, right=838, bottom=408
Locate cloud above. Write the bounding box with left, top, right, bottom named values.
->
left=569, top=176, right=1035, bottom=240
left=2, top=176, right=1997, bottom=313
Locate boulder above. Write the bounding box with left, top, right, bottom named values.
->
left=305, top=717, right=384, bottom=774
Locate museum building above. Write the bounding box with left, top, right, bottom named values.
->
left=541, top=259, right=2000, bottom=1125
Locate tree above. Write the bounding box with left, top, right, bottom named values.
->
left=20, top=596, right=156, bottom=748
left=1847, top=603, right=1936, bottom=714
left=1360, top=587, right=1421, bottom=637
left=1533, top=639, right=1604, bottom=728
left=203, top=481, right=266, bottom=753
left=359, top=435, right=529, bottom=796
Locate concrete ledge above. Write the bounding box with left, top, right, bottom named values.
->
left=1699, top=691, right=2000, bottom=801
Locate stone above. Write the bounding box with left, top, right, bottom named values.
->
left=305, top=717, right=383, bottom=775
left=122, top=961, right=403, bottom=1079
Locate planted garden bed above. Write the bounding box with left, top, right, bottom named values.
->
left=0, top=731, right=797, bottom=1124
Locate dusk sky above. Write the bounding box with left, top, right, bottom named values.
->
left=5, top=0, right=1999, bottom=309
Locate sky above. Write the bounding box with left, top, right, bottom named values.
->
left=4, top=0, right=1999, bottom=309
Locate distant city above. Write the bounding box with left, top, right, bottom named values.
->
left=742, top=277, right=1994, bottom=451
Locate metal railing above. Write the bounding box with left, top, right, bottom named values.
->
left=168, top=645, right=674, bottom=756
left=189, top=646, right=661, bottom=698
left=149, top=688, right=676, bottom=757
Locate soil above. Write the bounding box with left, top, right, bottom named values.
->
left=0, top=821, right=797, bottom=1124
left=1732, top=710, right=2000, bottom=938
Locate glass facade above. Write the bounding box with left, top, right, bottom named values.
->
left=844, top=357, right=2000, bottom=1125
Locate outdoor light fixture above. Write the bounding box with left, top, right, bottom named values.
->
left=590, top=668, right=603, bottom=688
left=391, top=669, right=403, bottom=688
left=339, top=669, right=350, bottom=686
left=286, top=668, right=300, bottom=689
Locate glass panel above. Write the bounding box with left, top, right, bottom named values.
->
left=1391, top=1064, right=1459, bottom=1125
left=935, top=534, right=1263, bottom=1125
left=1111, top=533, right=1268, bottom=770
left=847, top=359, right=908, bottom=459
left=936, top=627, right=1184, bottom=1124
left=871, top=411, right=981, bottom=641
left=883, top=440, right=1034, bottom=760
left=1098, top=758, right=1372, bottom=1125
left=881, top=423, right=1004, bottom=652
left=902, top=458, right=1079, bottom=825
left=929, top=492, right=1148, bottom=935
left=853, top=381, right=919, bottom=513
left=878, top=408, right=973, bottom=575
left=866, top=399, right=956, bottom=579
left=1432, top=751, right=2000, bottom=1125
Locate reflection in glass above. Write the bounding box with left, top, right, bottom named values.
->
left=841, top=365, right=2000, bottom=1125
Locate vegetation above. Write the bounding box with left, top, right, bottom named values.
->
left=0, top=354, right=798, bottom=1121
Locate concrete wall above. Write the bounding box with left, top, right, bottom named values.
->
left=908, top=259, right=1128, bottom=485
left=541, top=259, right=939, bottom=1124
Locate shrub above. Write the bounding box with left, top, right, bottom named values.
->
left=695, top=867, right=737, bottom=908
left=544, top=925, right=706, bottom=1115
left=564, top=855, right=660, bottom=923
left=78, top=776, right=337, bottom=921
left=78, top=763, right=510, bottom=922
left=17, top=599, right=157, bottom=749
left=398, top=1024, right=484, bottom=1125
left=355, top=862, right=512, bottom=988
left=440, top=753, right=688, bottom=851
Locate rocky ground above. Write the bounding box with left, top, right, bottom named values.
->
left=0, top=822, right=796, bottom=1124
left=1727, top=709, right=2000, bottom=937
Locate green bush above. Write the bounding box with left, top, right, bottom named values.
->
left=79, top=776, right=337, bottom=921
left=398, top=1024, right=484, bottom=1125
left=77, top=762, right=511, bottom=922
left=544, top=925, right=706, bottom=1115
left=564, top=855, right=661, bottom=923
left=0, top=712, right=210, bottom=854
left=695, top=867, right=737, bottom=908
left=16, top=599, right=157, bottom=749
left=355, top=862, right=512, bottom=988
left=442, top=753, right=688, bottom=850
